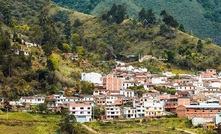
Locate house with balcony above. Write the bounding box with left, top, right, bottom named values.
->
left=69, top=103, right=92, bottom=122
left=105, top=106, right=121, bottom=120
left=143, top=100, right=164, bottom=117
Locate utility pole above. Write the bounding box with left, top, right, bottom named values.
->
left=7, top=107, right=8, bottom=120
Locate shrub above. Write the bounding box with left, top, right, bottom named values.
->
left=142, top=119, right=146, bottom=123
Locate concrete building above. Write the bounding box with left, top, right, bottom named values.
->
left=103, top=73, right=124, bottom=91
left=81, top=72, right=103, bottom=85
left=19, top=95, right=45, bottom=105
left=123, top=107, right=137, bottom=118
left=176, top=105, right=221, bottom=119
left=69, top=103, right=92, bottom=122
left=105, top=106, right=121, bottom=120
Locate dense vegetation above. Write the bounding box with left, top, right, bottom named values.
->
left=52, top=0, right=101, bottom=14
left=0, top=0, right=112, bottom=100
left=53, top=0, right=221, bottom=45
left=1, top=0, right=221, bottom=100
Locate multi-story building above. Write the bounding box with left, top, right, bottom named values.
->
left=69, top=103, right=92, bottom=122
left=176, top=105, right=221, bottom=119
left=105, top=106, right=121, bottom=120
left=144, top=101, right=164, bottom=117
left=103, top=73, right=124, bottom=91
left=123, top=107, right=137, bottom=118
left=124, top=89, right=134, bottom=98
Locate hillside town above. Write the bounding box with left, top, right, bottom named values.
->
left=6, top=61, right=221, bottom=129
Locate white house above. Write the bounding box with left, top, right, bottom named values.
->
left=105, top=106, right=121, bottom=120
left=19, top=95, right=45, bottom=105
left=174, top=85, right=196, bottom=91
left=143, top=100, right=164, bottom=117
left=151, top=76, right=167, bottom=84
left=93, top=89, right=107, bottom=96
left=123, top=80, right=135, bottom=89
left=81, top=72, right=103, bottom=85
left=136, top=105, right=145, bottom=117
left=123, top=107, right=137, bottom=118
left=82, top=95, right=94, bottom=102
left=209, top=82, right=221, bottom=88
left=124, top=89, right=134, bottom=98
left=105, top=96, right=118, bottom=105
left=69, top=103, right=92, bottom=122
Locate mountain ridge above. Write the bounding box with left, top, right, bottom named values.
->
left=52, top=0, right=221, bottom=45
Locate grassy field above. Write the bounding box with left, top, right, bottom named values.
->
left=0, top=112, right=61, bottom=134
left=85, top=118, right=214, bottom=134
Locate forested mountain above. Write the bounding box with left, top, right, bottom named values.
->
left=52, top=0, right=221, bottom=45
left=1, top=0, right=221, bottom=100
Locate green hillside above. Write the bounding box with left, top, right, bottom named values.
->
left=52, top=0, right=221, bottom=45
left=1, top=0, right=221, bottom=100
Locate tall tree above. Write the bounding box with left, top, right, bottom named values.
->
left=105, top=4, right=127, bottom=24
left=138, top=8, right=156, bottom=26
left=38, top=7, right=62, bottom=56
left=0, top=1, right=13, bottom=26
left=161, top=10, right=179, bottom=28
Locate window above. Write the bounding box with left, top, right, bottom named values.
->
left=72, top=107, right=75, bottom=110
left=88, top=107, right=90, bottom=110
left=80, top=107, right=84, bottom=110
left=80, top=112, right=84, bottom=114
left=88, top=112, right=90, bottom=114
left=72, top=112, right=75, bottom=114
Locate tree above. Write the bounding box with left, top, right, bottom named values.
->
left=39, top=7, right=62, bottom=53
left=71, top=33, right=80, bottom=50
left=64, top=20, right=71, bottom=41
left=167, top=51, right=175, bottom=63
left=47, top=54, right=59, bottom=71
left=197, top=40, right=204, bottom=52
left=178, top=24, right=185, bottom=32
left=0, top=2, right=13, bottom=26
left=80, top=81, right=94, bottom=95
left=161, top=10, right=179, bottom=28
left=62, top=43, right=71, bottom=53
left=93, top=106, right=105, bottom=119
left=138, top=8, right=146, bottom=22
left=36, top=103, right=47, bottom=113
left=105, top=4, right=127, bottom=24
left=29, top=25, right=43, bottom=44
left=146, top=9, right=156, bottom=25
left=59, top=109, right=76, bottom=134
left=76, top=46, right=85, bottom=57
left=73, top=18, right=82, bottom=27
left=138, top=8, right=156, bottom=26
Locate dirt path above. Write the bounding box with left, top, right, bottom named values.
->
left=81, top=123, right=100, bottom=134
left=175, top=128, right=196, bottom=134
